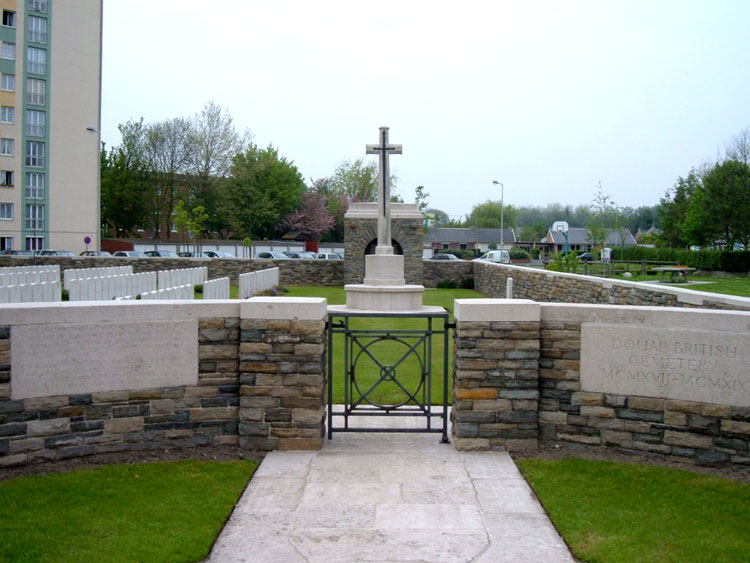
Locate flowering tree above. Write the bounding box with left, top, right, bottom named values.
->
left=282, top=187, right=335, bottom=241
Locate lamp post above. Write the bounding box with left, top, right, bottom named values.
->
left=492, top=180, right=504, bottom=250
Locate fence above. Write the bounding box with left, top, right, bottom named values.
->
left=203, top=277, right=230, bottom=299
left=0, top=281, right=61, bottom=303
left=158, top=267, right=207, bottom=290
left=239, top=267, right=279, bottom=298
left=63, top=266, right=132, bottom=289
left=68, top=272, right=157, bottom=301
left=0, top=265, right=60, bottom=287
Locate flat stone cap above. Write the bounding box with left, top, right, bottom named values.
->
left=454, top=299, right=540, bottom=322
left=242, top=297, right=328, bottom=320
left=345, top=202, right=424, bottom=219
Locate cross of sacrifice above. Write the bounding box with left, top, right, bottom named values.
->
left=366, top=126, right=402, bottom=255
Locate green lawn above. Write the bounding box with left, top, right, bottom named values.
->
left=518, top=458, right=750, bottom=563
left=285, top=286, right=484, bottom=405
left=0, top=460, right=256, bottom=563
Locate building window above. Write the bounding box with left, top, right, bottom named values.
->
left=0, top=106, right=13, bottom=124
left=0, top=203, right=13, bottom=220
left=26, top=47, right=46, bottom=74
left=1, top=42, right=15, bottom=61
left=0, top=235, right=12, bottom=250
left=459, top=243, right=467, bottom=250
left=1, top=170, right=14, bottom=186
left=29, top=0, right=47, bottom=14
left=26, top=204, right=44, bottom=230
left=26, top=141, right=44, bottom=167
left=25, top=109, right=45, bottom=137
left=2, top=10, right=15, bottom=27
left=26, top=78, right=45, bottom=104
left=27, top=15, right=47, bottom=44
left=1, top=73, right=14, bottom=91
left=25, top=172, right=44, bottom=198
left=0, top=138, right=13, bottom=156
left=26, top=236, right=43, bottom=250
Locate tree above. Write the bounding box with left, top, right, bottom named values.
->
left=100, top=119, right=150, bottom=236
left=414, top=185, right=429, bottom=212
left=724, top=126, right=750, bottom=165
left=281, top=187, right=335, bottom=241
left=658, top=172, right=700, bottom=248
left=329, top=158, right=380, bottom=201
left=173, top=200, right=209, bottom=249
left=520, top=220, right=547, bottom=242
left=466, top=200, right=517, bottom=229
left=700, top=159, right=750, bottom=249
left=587, top=182, right=616, bottom=249
left=424, top=207, right=449, bottom=225
left=222, top=144, right=306, bottom=239
left=187, top=101, right=249, bottom=235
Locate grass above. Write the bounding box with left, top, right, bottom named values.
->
left=517, top=458, right=750, bottom=563
left=286, top=286, right=484, bottom=405
left=0, top=459, right=257, bottom=563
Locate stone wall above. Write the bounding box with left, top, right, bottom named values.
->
left=452, top=300, right=540, bottom=452
left=0, top=299, right=327, bottom=468
left=453, top=299, right=750, bottom=471
left=474, top=261, right=750, bottom=311
left=423, top=260, right=474, bottom=288
left=0, top=257, right=343, bottom=288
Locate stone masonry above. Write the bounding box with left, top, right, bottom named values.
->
left=452, top=300, right=540, bottom=452
left=238, top=299, right=327, bottom=451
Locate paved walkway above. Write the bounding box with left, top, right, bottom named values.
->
left=208, top=420, right=574, bottom=562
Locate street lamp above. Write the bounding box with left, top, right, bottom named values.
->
left=492, top=180, right=504, bottom=250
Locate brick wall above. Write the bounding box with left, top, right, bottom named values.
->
left=423, top=260, right=474, bottom=288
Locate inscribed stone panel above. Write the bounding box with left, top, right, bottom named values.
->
left=11, top=320, right=198, bottom=399
left=581, top=323, right=750, bottom=408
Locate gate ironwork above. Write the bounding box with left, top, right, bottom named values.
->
left=327, top=310, right=450, bottom=443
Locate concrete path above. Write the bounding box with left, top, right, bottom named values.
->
left=208, top=422, right=574, bottom=563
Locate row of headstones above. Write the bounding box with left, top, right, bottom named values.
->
left=0, top=281, right=61, bottom=303
left=0, top=265, right=60, bottom=287
left=239, top=267, right=280, bottom=299
left=67, top=267, right=209, bottom=302
left=116, top=284, right=195, bottom=300
left=63, top=266, right=133, bottom=289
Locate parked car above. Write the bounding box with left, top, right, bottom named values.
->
left=473, top=250, right=510, bottom=264
left=144, top=250, right=179, bottom=258
left=257, top=251, right=289, bottom=260
left=316, top=253, right=342, bottom=260
left=1, top=250, right=34, bottom=256
left=283, top=251, right=317, bottom=259
left=578, top=252, right=594, bottom=262
left=37, top=250, right=76, bottom=256
left=80, top=250, right=112, bottom=257
left=203, top=250, right=236, bottom=258
left=427, top=253, right=461, bottom=261
left=113, top=250, right=148, bottom=257
left=178, top=251, right=199, bottom=257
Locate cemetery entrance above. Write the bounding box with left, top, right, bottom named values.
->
left=326, top=309, right=450, bottom=443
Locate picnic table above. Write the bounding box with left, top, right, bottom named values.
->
left=651, top=266, right=696, bottom=283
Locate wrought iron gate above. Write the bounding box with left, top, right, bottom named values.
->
left=327, top=310, right=450, bottom=443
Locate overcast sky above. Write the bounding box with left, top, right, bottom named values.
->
left=101, top=0, right=750, bottom=220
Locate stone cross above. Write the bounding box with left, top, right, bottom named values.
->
left=366, top=126, right=402, bottom=255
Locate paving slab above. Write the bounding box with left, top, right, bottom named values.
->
left=208, top=416, right=574, bottom=563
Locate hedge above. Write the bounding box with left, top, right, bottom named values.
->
left=617, top=246, right=750, bottom=272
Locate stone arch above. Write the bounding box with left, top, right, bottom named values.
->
left=364, top=238, right=403, bottom=255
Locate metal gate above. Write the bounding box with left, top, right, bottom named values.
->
left=326, top=310, right=450, bottom=443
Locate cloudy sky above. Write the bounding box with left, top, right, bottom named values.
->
left=101, top=0, right=750, bottom=219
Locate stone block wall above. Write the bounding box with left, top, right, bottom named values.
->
left=238, top=299, right=327, bottom=451
left=423, top=260, right=474, bottom=288
left=0, top=299, right=327, bottom=468
left=474, top=261, right=750, bottom=311
left=452, top=300, right=541, bottom=452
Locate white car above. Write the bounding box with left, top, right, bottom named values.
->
left=316, top=253, right=342, bottom=260
left=256, top=251, right=289, bottom=259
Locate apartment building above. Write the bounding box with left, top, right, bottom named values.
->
left=0, top=0, right=101, bottom=253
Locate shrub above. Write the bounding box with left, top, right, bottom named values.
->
left=719, top=251, right=750, bottom=273
left=194, top=284, right=204, bottom=294
left=61, top=289, right=69, bottom=301
left=437, top=280, right=457, bottom=289
left=436, top=249, right=475, bottom=260
left=460, top=277, right=474, bottom=289
left=509, top=247, right=530, bottom=260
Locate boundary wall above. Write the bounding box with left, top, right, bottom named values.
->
left=0, top=298, right=327, bottom=468
left=453, top=299, right=750, bottom=471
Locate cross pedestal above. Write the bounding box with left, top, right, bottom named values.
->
left=343, top=126, right=425, bottom=312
